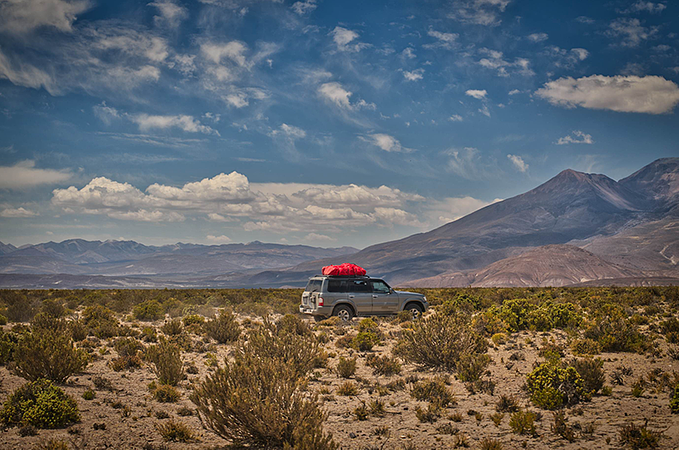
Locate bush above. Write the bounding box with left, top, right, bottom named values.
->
left=152, top=384, right=181, bottom=403
left=110, top=337, right=145, bottom=372
left=13, top=328, right=88, bottom=383
left=336, top=356, right=357, bottom=378
left=396, top=313, right=487, bottom=372
left=496, top=395, right=520, bottom=413
left=161, top=319, right=183, bottom=336
left=155, top=420, right=197, bottom=442
left=571, top=357, right=605, bottom=395
left=0, top=379, right=79, bottom=428
left=133, top=300, right=164, bottom=321
left=191, top=346, right=336, bottom=448
left=0, top=330, right=19, bottom=365
left=509, top=410, right=537, bottom=436
left=337, top=381, right=359, bottom=396
left=351, top=331, right=380, bottom=351
left=415, top=403, right=442, bottom=423
left=69, top=320, right=87, bottom=341
left=410, top=376, right=455, bottom=409
left=479, top=438, right=503, bottom=450
left=81, top=305, right=120, bottom=338
left=619, top=422, right=661, bottom=449
left=33, top=439, right=70, bottom=450
left=203, top=310, right=240, bottom=344
left=183, top=314, right=205, bottom=327
left=0, top=313, right=7, bottom=325
left=366, top=354, right=401, bottom=376
left=146, top=338, right=184, bottom=386
left=526, top=360, right=585, bottom=410
left=551, top=411, right=576, bottom=442
left=670, top=384, right=679, bottom=414
left=584, top=317, right=648, bottom=353
left=570, top=338, right=601, bottom=356
left=82, top=389, right=95, bottom=400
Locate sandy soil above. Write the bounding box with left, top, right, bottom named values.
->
left=1, top=314, right=678, bottom=450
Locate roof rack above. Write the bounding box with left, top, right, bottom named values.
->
left=313, top=274, right=371, bottom=278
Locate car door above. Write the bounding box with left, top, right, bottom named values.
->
left=370, top=279, right=398, bottom=314
left=348, top=279, right=372, bottom=315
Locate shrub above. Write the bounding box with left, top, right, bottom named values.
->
left=351, top=331, right=380, bottom=351
left=183, top=314, right=205, bottom=329
left=82, top=389, right=95, bottom=400
left=0, top=330, right=19, bottom=365
left=191, top=348, right=336, bottom=448
left=479, top=438, right=503, bottom=450
left=277, top=314, right=313, bottom=336
left=551, top=411, right=576, bottom=442
left=161, top=319, right=183, bottom=336
left=415, top=403, right=442, bottom=423
left=509, top=410, right=537, bottom=436
left=670, top=384, right=679, bottom=414
left=396, top=313, right=487, bottom=372
left=133, top=300, right=164, bottom=321
left=571, top=357, right=605, bottom=396
left=410, top=376, right=455, bottom=408
left=526, top=360, right=585, bottom=409
left=203, top=310, right=240, bottom=344
left=336, top=356, right=357, bottom=378
left=496, top=394, right=520, bottom=413
left=146, top=338, right=184, bottom=386
left=155, top=420, right=198, bottom=442
left=110, top=337, right=145, bottom=372
left=366, top=354, right=401, bottom=376
left=584, top=318, right=648, bottom=353
left=490, top=412, right=504, bottom=426
left=337, top=381, right=359, bottom=396
left=41, top=299, right=66, bottom=318
left=33, top=439, right=70, bottom=450
left=152, top=384, right=181, bottom=403
left=457, top=353, right=491, bottom=383
left=570, top=338, right=601, bottom=356
left=13, top=328, right=88, bottom=383
left=354, top=403, right=369, bottom=421
left=81, top=305, right=120, bottom=338
left=0, top=313, right=7, bottom=325
left=0, top=379, right=79, bottom=428
left=69, top=320, right=87, bottom=341
left=619, top=422, right=661, bottom=449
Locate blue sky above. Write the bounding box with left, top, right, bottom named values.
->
left=0, top=0, right=678, bottom=248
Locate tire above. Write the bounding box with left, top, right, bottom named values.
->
left=405, top=303, right=424, bottom=320
left=333, top=305, right=354, bottom=322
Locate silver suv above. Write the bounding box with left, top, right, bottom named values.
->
left=299, top=275, right=428, bottom=321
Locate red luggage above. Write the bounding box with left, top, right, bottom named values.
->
left=322, top=263, right=367, bottom=276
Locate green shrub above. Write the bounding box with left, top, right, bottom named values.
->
left=0, top=313, right=7, bottom=325
left=337, top=381, right=359, bottom=396
left=396, top=313, right=487, bottom=372
left=161, top=319, right=183, bottom=336
left=479, top=438, right=503, bottom=450
left=13, top=328, right=88, bottom=383
left=526, top=360, right=585, bottom=409
left=366, top=354, right=401, bottom=376
left=277, top=314, right=313, bottom=336
left=670, top=384, right=679, bottom=414
left=82, top=389, right=95, bottom=400
left=336, top=356, right=357, bottom=378
left=146, top=338, right=184, bottom=386
left=410, top=376, right=455, bottom=409
left=570, top=338, right=601, bottom=356
left=509, top=410, right=537, bottom=436
left=351, top=331, right=380, bottom=351
left=619, top=422, right=661, bottom=449
left=0, top=330, right=19, bottom=365
left=41, top=299, right=66, bottom=318
left=496, top=395, right=520, bottom=413
left=183, top=314, right=205, bottom=327
left=69, top=320, right=87, bottom=341
left=584, top=318, right=648, bottom=353
left=110, top=338, right=145, bottom=372
left=203, top=310, right=241, bottom=344
left=152, top=384, right=181, bottom=403
left=551, top=411, right=576, bottom=442
left=571, top=357, right=605, bottom=396
left=133, top=300, right=164, bottom=321
left=354, top=403, right=369, bottom=421
left=0, top=379, right=79, bottom=428
left=155, top=420, right=197, bottom=442
left=81, top=305, right=120, bottom=338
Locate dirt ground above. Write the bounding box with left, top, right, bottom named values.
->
left=1, top=313, right=678, bottom=450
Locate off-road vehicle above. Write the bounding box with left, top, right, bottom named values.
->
left=299, top=275, right=428, bottom=321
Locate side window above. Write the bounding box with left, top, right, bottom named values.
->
left=327, top=280, right=347, bottom=292
left=305, top=280, right=322, bottom=292
left=350, top=280, right=370, bottom=293
left=371, top=280, right=390, bottom=294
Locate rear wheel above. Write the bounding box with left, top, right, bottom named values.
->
left=333, top=305, right=354, bottom=322
left=406, top=303, right=424, bottom=320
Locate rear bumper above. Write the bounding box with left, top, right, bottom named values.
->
left=299, top=305, right=333, bottom=317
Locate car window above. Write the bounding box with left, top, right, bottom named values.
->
left=371, top=280, right=390, bottom=294
left=305, top=279, right=322, bottom=292
left=350, top=279, right=370, bottom=293
left=327, top=279, right=347, bottom=292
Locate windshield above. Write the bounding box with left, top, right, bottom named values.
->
left=305, top=279, right=323, bottom=292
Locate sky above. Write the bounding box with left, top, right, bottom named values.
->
left=0, top=0, right=678, bottom=249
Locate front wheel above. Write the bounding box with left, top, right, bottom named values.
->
left=406, top=303, right=424, bottom=320
left=333, top=305, right=354, bottom=322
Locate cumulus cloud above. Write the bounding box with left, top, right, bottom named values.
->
left=402, top=68, right=424, bottom=81
left=478, top=48, right=534, bottom=77
left=317, top=82, right=374, bottom=111
left=291, top=0, right=316, bottom=15
left=0, top=207, right=39, bottom=218
left=448, top=0, right=511, bottom=26
left=619, top=1, right=666, bottom=14
left=507, top=154, right=528, bottom=172
left=360, top=134, right=414, bottom=153
left=330, top=27, right=369, bottom=52
left=465, top=89, right=487, bottom=99
left=130, top=114, right=219, bottom=135
left=527, top=32, right=548, bottom=42
left=150, top=0, right=188, bottom=28
left=606, top=18, right=658, bottom=47
left=425, top=30, right=459, bottom=50
left=556, top=130, right=594, bottom=145
left=0, top=0, right=91, bottom=34
left=0, top=160, right=71, bottom=189
left=535, top=75, right=679, bottom=114
left=206, top=234, right=232, bottom=243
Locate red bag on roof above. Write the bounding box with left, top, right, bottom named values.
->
left=322, top=263, right=367, bottom=276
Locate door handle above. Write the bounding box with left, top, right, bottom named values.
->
left=372, top=295, right=378, bottom=298
left=348, top=295, right=354, bottom=298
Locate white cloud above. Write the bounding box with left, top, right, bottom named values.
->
left=401, top=47, right=416, bottom=59
left=330, top=27, right=369, bottom=52
left=527, top=33, right=548, bottom=42
left=445, top=147, right=486, bottom=179
left=361, top=133, right=414, bottom=153
left=131, top=114, right=219, bottom=135
left=0, top=0, right=91, bottom=34
left=201, top=41, right=249, bottom=67
left=507, top=154, right=528, bottom=172
left=426, top=196, right=500, bottom=225
left=317, top=82, right=374, bottom=112
left=449, top=114, right=463, bottom=121
left=448, top=0, right=511, bottom=26
left=556, top=130, right=594, bottom=145
left=508, top=89, right=521, bottom=95
left=305, top=233, right=336, bottom=242
left=271, top=123, right=306, bottom=139
left=402, top=68, right=424, bottom=81
left=0, top=207, right=39, bottom=218
left=206, top=234, right=232, bottom=243
left=465, top=89, right=487, bottom=99
left=0, top=160, right=71, bottom=189
left=149, top=0, right=188, bottom=28
left=478, top=48, right=534, bottom=77
left=478, top=105, right=491, bottom=117
left=93, top=102, right=120, bottom=125
left=291, top=0, right=317, bottom=15
left=571, top=48, right=589, bottom=61
left=536, top=75, right=679, bottom=114
left=607, top=18, right=658, bottom=47
left=207, top=213, right=231, bottom=222
left=425, top=30, right=459, bottom=50
left=576, top=16, right=595, bottom=24
left=620, top=1, right=667, bottom=14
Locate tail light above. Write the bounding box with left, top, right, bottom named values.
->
left=318, top=297, right=324, bottom=306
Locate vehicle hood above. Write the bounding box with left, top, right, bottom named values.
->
left=395, top=290, right=424, bottom=297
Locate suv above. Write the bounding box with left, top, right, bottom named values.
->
left=299, top=275, right=428, bottom=321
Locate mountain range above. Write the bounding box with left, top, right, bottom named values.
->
left=0, top=157, right=677, bottom=289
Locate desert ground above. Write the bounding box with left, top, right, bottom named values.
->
left=0, top=287, right=678, bottom=450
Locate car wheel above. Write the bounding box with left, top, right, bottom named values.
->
left=333, top=305, right=354, bottom=322
left=406, top=303, right=424, bottom=320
